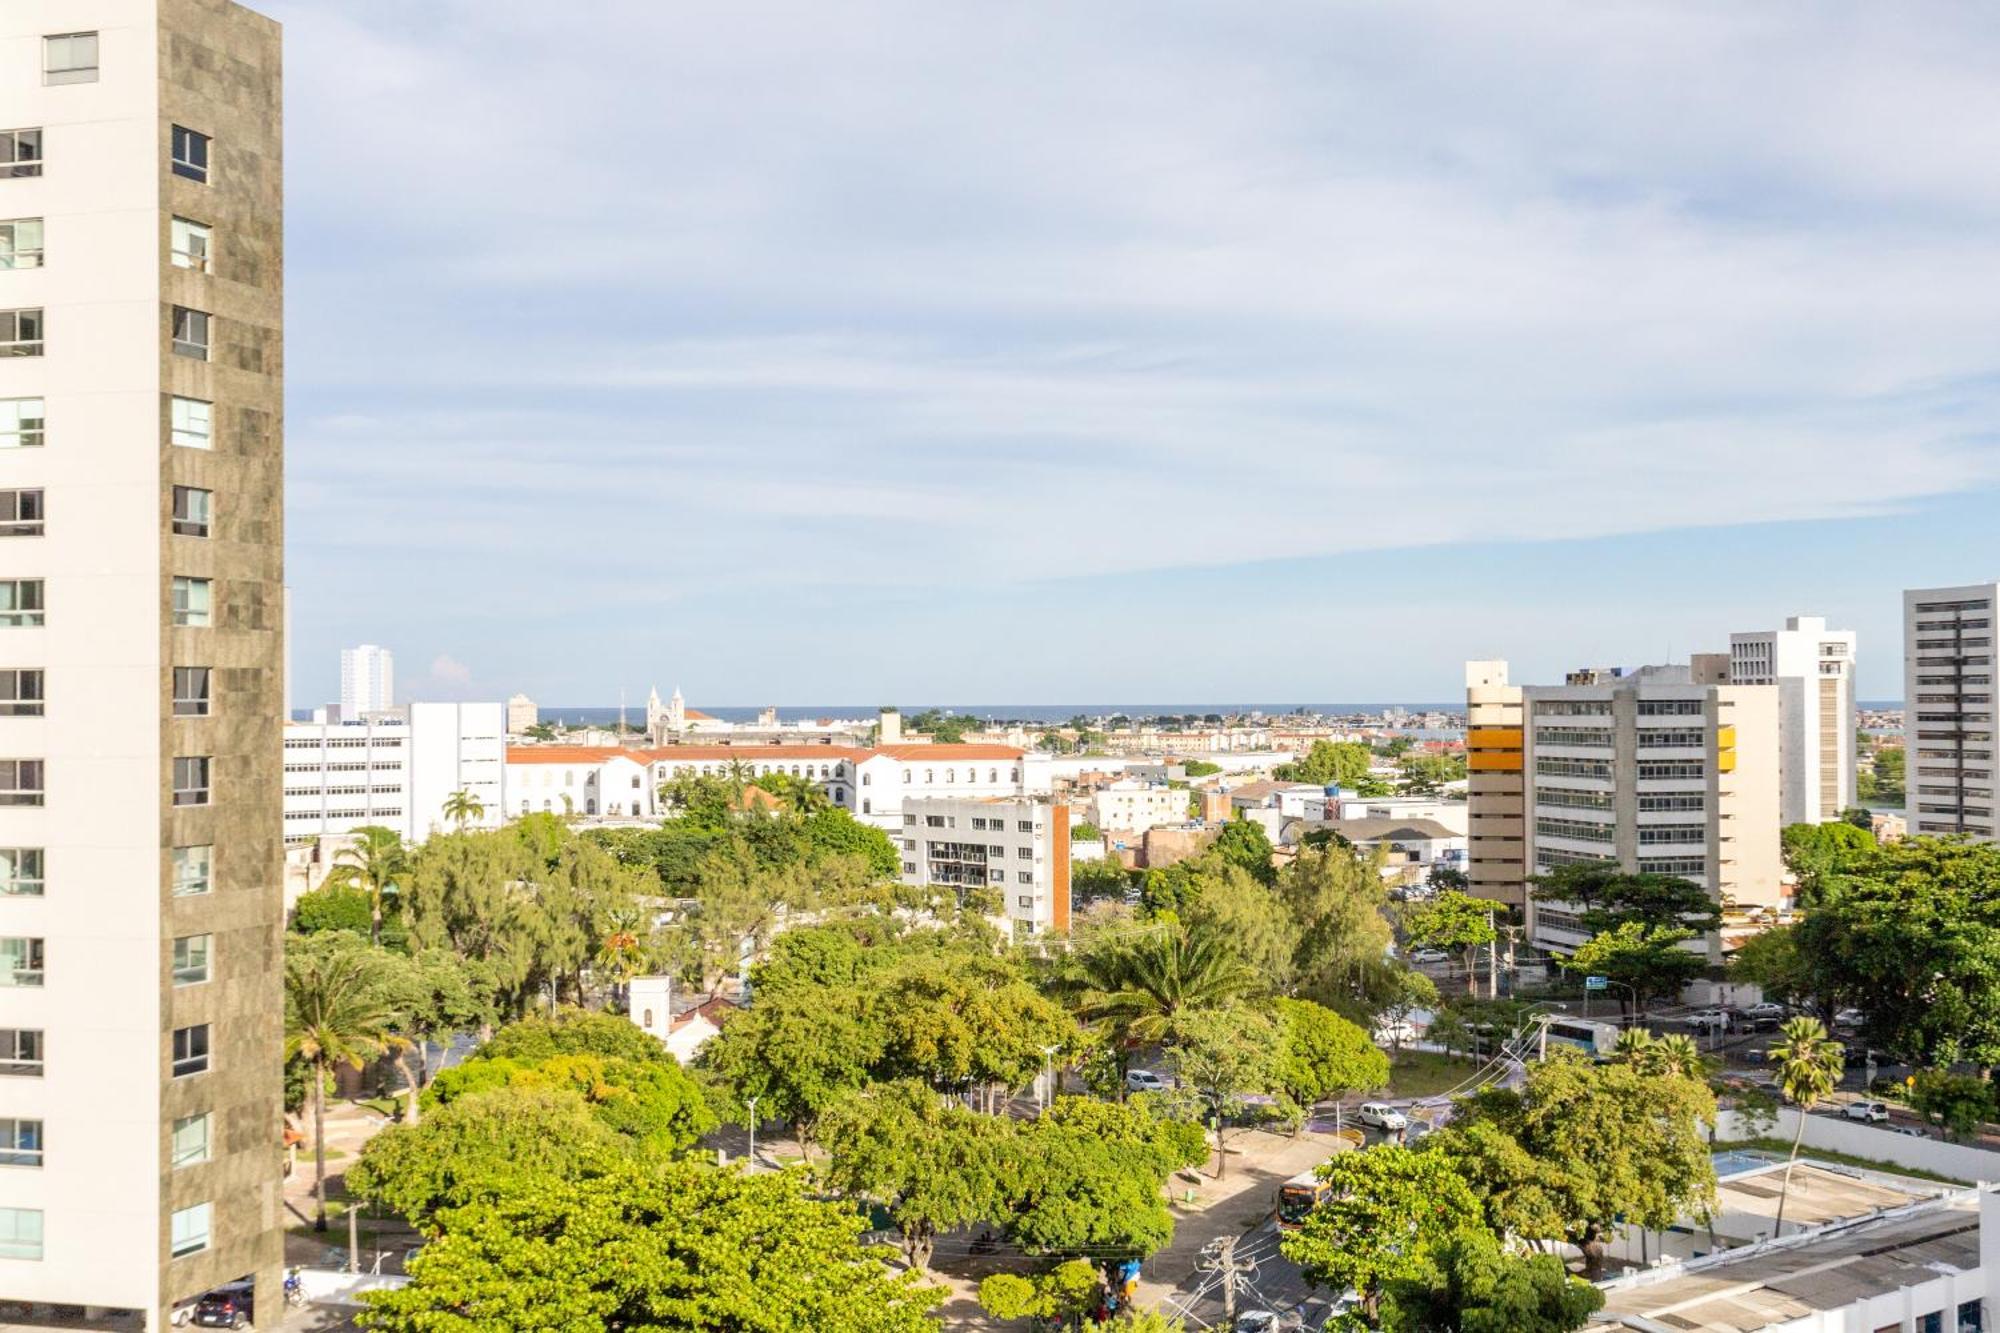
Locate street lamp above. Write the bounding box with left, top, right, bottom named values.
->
left=745, top=1095, right=759, bottom=1171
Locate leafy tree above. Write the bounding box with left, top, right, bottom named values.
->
left=1767, top=1016, right=1843, bottom=1234
left=819, top=1081, right=1011, bottom=1270
left=1074, top=920, right=1261, bottom=1066
left=1280, top=1146, right=1485, bottom=1315
left=1275, top=997, right=1390, bottom=1108
left=1210, top=818, right=1278, bottom=886
left=1182, top=760, right=1221, bottom=778
left=1001, top=1099, right=1201, bottom=1258
left=1276, top=740, right=1373, bottom=789
left=1379, top=1231, right=1602, bottom=1333
left=1182, top=861, right=1301, bottom=990
left=479, top=1008, right=675, bottom=1065
left=977, top=1261, right=1101, bottom=1324
left=1563, top=920, right=1704, bottom=1010
left=1071, top=821, right=1104, bottom=843
left=1403, top=892, right=1497, bottom=996
left=1375, top=967, right=1439, bottom=1054
left=909, top=709, right=978, bottom=744
left=1281, top=845, right=1397, bottom=1016
left=870, top=956, right=1076, bottom=1106
left=1446, top=1052, right=1716, bottom=1275
left=349, top=1085, right=630, bottom=1232
left=1396, top=752, right=1466, bottom=796
left=356, top=1163, right=944, bottom=1332
left=699, top=984, right=884, bottom=1154
left=1170, top=1004, right=1284, bottom=1176
left=1780, top=820, right=1876, bottom=892
left=1071, top=855, right=1136, bottom=907
left=292, top=883, right=378, bottom=938
left=326, top=825, right=408, bottom=948
left=1840, top=806, right=1875, bottom=831
left=1910, top=1069, right=1997, bottom=1142
left=1534, top=864, right=1721, bottom=934
left=802, top=809, right=901, bottom=879
left=1729, top=924, right=1813, bottom=1009
left=1791, top=838, right=2000, bottom=1068
left=523, top=722, right=558, bottom=742
left=378, top=948, right=491, bottom=1121
left=285, top=932, right=405, bottom=1231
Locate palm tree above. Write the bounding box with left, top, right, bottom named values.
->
left=441, top=788, right=486, bottom=830
left=1768, top=1016, right=1844, bottom=1235
left=1646, top=1032, right=1706, bottom=1080
left=1077, top=920, right=1260, bottom=1080
left=1611, top=1027, right=1656, bottom=1062
left=284, top=939, right=403, bottom=1231
left=326, top=825, right=406, bottom=948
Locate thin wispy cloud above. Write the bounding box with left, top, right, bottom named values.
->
left=269, top=0, right=2000, bottom=703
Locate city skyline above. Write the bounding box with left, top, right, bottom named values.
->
left=269, top=1, right=2000, bottom=705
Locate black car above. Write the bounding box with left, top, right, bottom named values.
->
left=192, top=1280, right=254, bottom=1328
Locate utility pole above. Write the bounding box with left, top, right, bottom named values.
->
left=746, top=1095, right=759, bottom=1170
left=1200, top=1235, right=1258, bottom=1325
left=1487, top=905, right=1499, bottom=1000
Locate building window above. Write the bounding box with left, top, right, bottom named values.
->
left=172, top=756, right=211, bottom=806
left=171, top=126, right=210, bottom=183
left=1018, top=896, right=1035, bottom=909
left=169, top=1201, right=211, bottom=1257
left=0, top=937, right=44, bottom=988
left=0, top=849, right=43, bottom=897
left=0, top=761, right=44, bottom=808
left=0, top=1029, right=42, bottom=1077
left=43, top=33, right=98, bottom=85
left=171, top=486, right=212, bottom=537
left=172, top=934, right=211, bottom=986
left=173, top=667, right=210, bottom=718
left=171, top=306, right=210, bottom=359
left=0, top=399, right=43, bottom=450
left=172, top=845, right=212, bottom=897
left=0, top=131, right=41, bottom=180
left=0, top=220, right=43, bottom=270
left=1017, top=846, right=1032, bottom=858
left=0, top=1118, right=43, bottom=1168
left=171, top=576, right=211, bottom=627
left=901, top=861, right=916, bottom=875
left=170, top=217, right=211, bottom=272
left=0, top=1208, right=42, bottom=1261
left=170, top=396, right=212, bottom=449
left=1017, top=821, right=1034, bottom=832
left=1017, top=871, right=1032, bottom=884
left=171, top=1024, right=210, bottom=1077
left=0, top=489, right=43, bottom=539
left=0, top=581, right=44, bottom=630
left=0, top=671, right=43, bottom=718
left=0, top=309, right=44, bottom=357
left=171, top=1112, right=211, bottom=1169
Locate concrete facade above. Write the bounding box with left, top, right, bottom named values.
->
left=1730, top=615, right=1857, bottom=827
left=0, top=0, right=285, bottom=1322
left=337, top=643, right=391, bottom=716
left=1904, top=583, right=1998, bottom=842
left=896, top=796, right=1071, bottom=938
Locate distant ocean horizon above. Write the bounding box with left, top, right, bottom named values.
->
left=532, top=703, right=1466, bottom=727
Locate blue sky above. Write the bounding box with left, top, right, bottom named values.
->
left=269, top=1, right=2000, bottom=707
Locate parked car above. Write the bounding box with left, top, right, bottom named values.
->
left=1685, top=1009, right=1730, bottom=1030
left=1833, top=1008, right=1866, bottom=1029
left=1125, top=1069, right=1170, bottom=1094
left=1357, top=1102, right=1409, bottom=1132
left=192, top=1282, right=255, bottom=1329
left=1235, top=1311, right=1303, bottom=1333
left=1742, top=1002, right=1787, bottom=1021
left=1408, top=949, right=1449, bottom=965
left=1888, top=1125, right=1930, bottom=1139
left=1844, top=1100, right=1890, bottom=1123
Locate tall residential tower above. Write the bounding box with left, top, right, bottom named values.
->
left=1904, top=583, right=1998, bottom=841
left=338, top=641, right=392, bottom=716
left=1728, top=615, right=1857, bottom=827
left=0, top=1, right=285, bottom=1322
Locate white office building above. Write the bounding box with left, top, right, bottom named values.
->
left=283, top=703, right=505, bottom=846
left=1729, top=615, right=1857, bottom=827
left=0, top=2, right=286, bottom=1321
left=897, top=796, right=1072, bottom=938
left=1905, top=583, right=1999, bottom=842
left=338, top=642, right=392, bottom=716
left=1092, top=780, right=1186, bottom=833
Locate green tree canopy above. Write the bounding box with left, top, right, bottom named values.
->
left=356, top=1163, right=944, bottom=1333
left=1911, top=1069, right=1997, bottom=1142
left=1274, top=997, right=1390, bottom=1107
left=1276, top=740, right=1374, bottom=789
left=1071, top=855, right=1136, bottom=907
left=1379, top=1231, right=1602, bottom=1333
left=1532, top=864, right=1721, bottom=934
left=1280, top=1146, right=1486, bottom=1311
left=1563, top=920, right=1705, bottom=1008
left=1403, top=891, right=1498, bottom=996
left=999, top=1098, right=1202, bottom=1258
left=819, top=1081, right=1013, bottom=1270
left=1169, top=1003, right=1285, bottom=1174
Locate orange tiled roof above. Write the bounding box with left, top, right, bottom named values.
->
left=872, top=744, right=1026, bottom=761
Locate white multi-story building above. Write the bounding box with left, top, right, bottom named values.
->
left=339, top=642, right=392, bottom=716
left=0, top=2, right=286, bottom=1321
left=1091, top=780, right=1185, bottom=832
left=283, top=702, right=505, bottom=846
left=506, top=692, right=537, bottom=736
left=1466, top=662, right=1785, bottom=955
left=1905, top=583, right=1999, bottom=842
left=503, top=742, right=1027, bottom=828
left=1730, top=615, right=1857, bottom=827
left=897, top=797, right=1072, bottom=938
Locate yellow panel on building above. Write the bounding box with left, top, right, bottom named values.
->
left=1467, top=728, right=1524, bottom=749
left=1468, top=751, right=1524, bottom=772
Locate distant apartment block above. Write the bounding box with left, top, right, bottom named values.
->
left=1904, top=582, right=1999, bottom=841
left=506, top=692, right=537, bottom=735
left=0, top=0, right=287, bottom=1320
left=1465, top=661, right=1784, bottom=954
left=339, top=642, right=393, bottom=715
left=897, top=796, right=1071, bottom=939
left=283, top=702, right=506, bottom=845
left=1091, top=780, right=1185, bottom=832
left=1730, top=615, right=1856, bottom=827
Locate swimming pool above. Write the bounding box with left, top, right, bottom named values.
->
left=1710, top=1149, right=1781, bottom=1178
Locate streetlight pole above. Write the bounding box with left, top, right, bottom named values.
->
left=745, top=1095, right=759, bottom=1171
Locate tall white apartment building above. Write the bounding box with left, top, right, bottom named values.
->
left=1729, top=615, right=1857, bottom=827
left=282, top=702, right=506, bottom=846
left=339, top=642, right=392, bottom=715
left=897, top=797, right=1072, bottom=939
left=0, top=2, right=286, bottom=1322
left=1092, top=780, right=1185, bottom=833
left=1904, top=583, right=2000, bottom=841
left=506, top=692, right=537, bottom=736
left=1466, top=662, right=1785, bottom=955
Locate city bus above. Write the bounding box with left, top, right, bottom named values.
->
left=1277, top=1169, right=1329, bottom=1228
left=1541, top=1016, right=1622, bottom=1059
